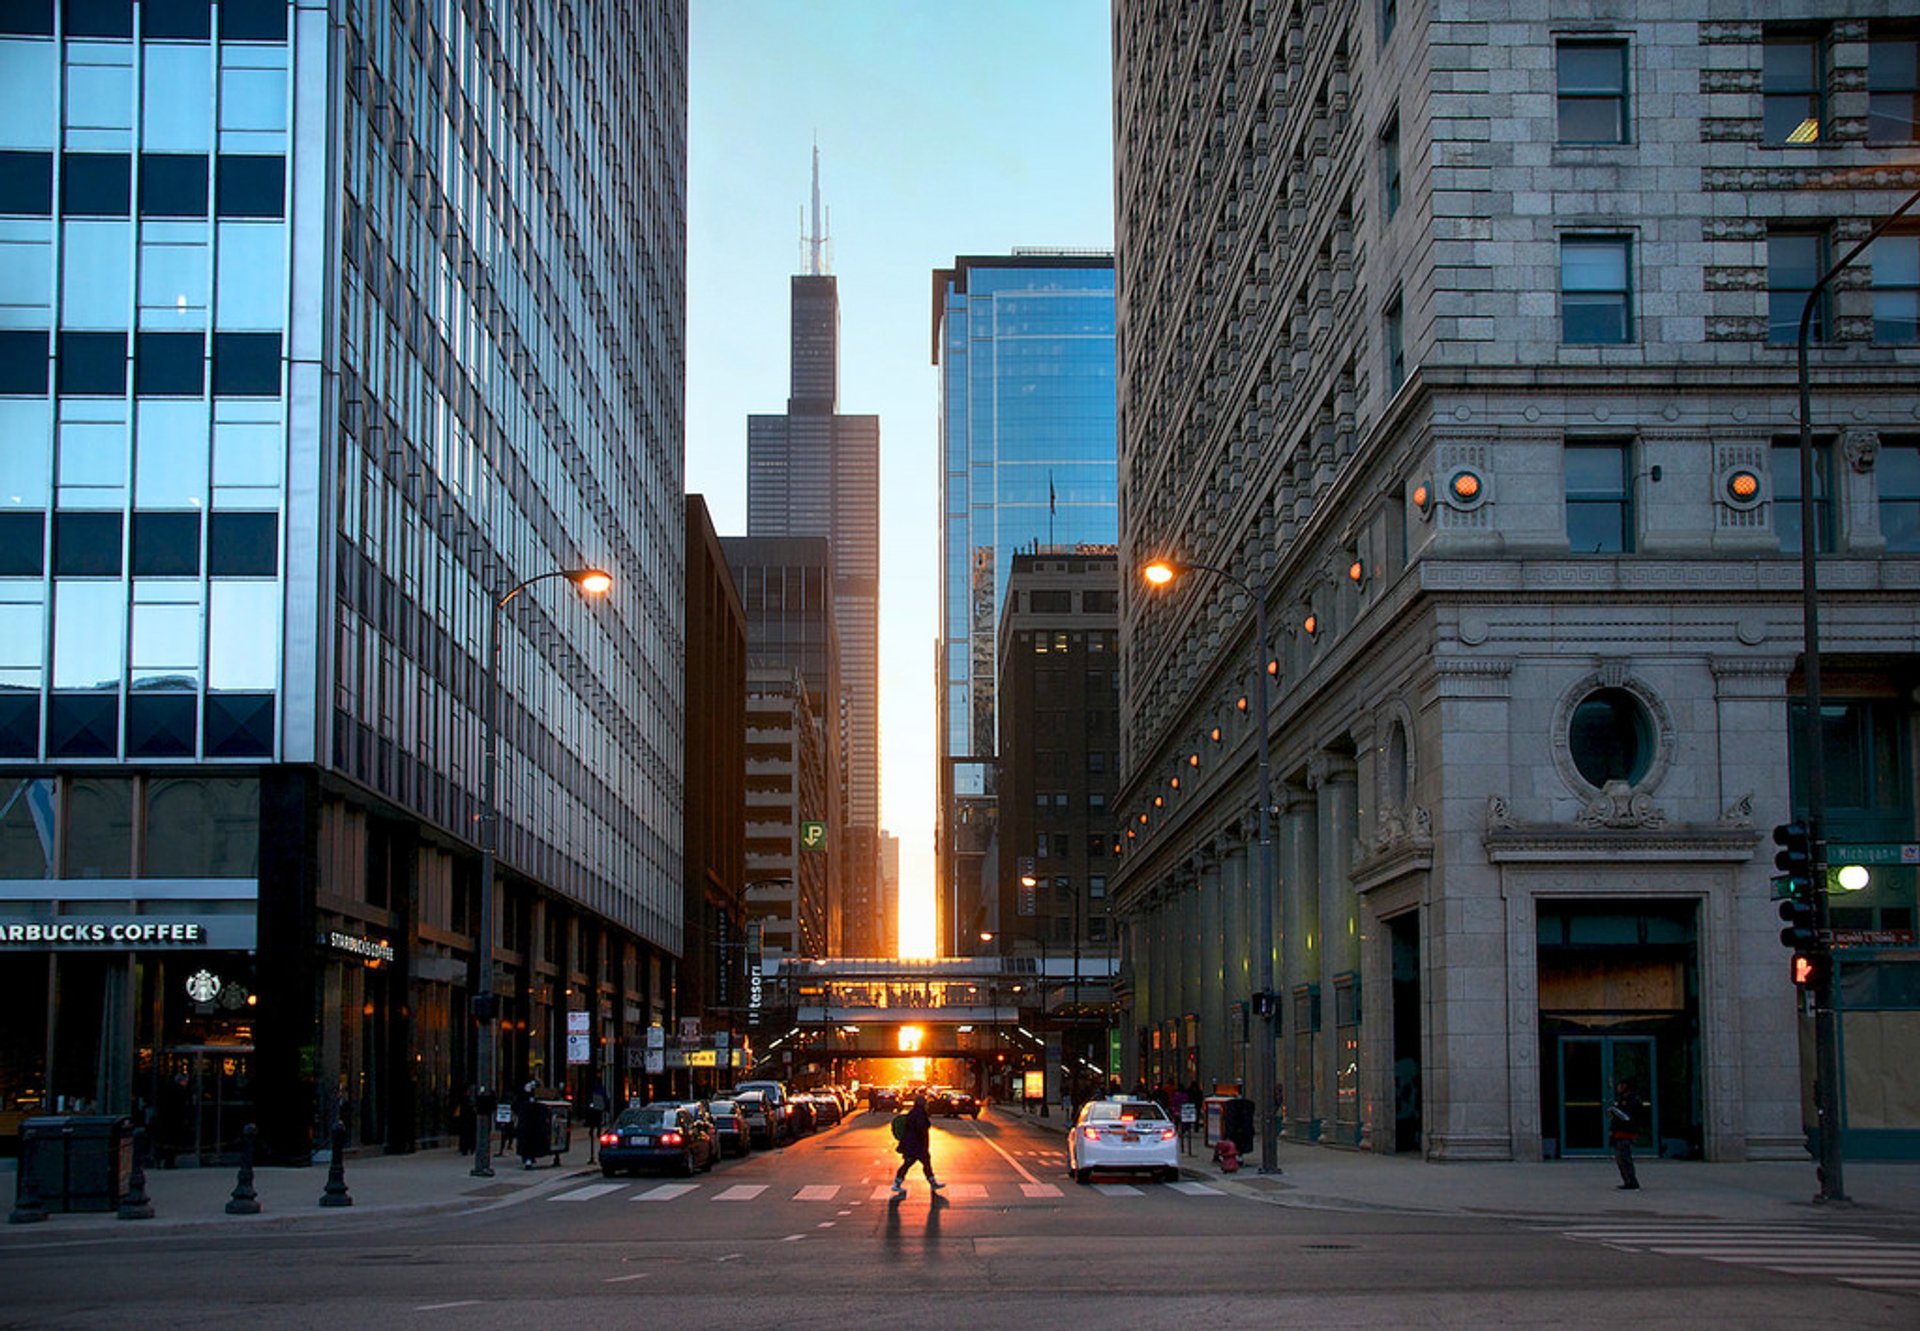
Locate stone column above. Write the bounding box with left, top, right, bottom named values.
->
left=1222, top=838, right=1250, bottom=1085
left=1198, top=853, right=1225, bottom=1090
left=1279, top=780, right=1318, bottom=1139
left=1314, top=754, right=1359, bottom=1146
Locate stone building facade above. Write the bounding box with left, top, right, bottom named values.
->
left=1111, top=2, right=1920, bottom=1161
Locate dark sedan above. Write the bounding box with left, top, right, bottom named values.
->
left=706, top=1098, right=751, bottom=1157
left=598, top=1104, right=717, bottom=1177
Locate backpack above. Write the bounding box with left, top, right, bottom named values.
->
left=890, top=1114, right=908, bottom=1141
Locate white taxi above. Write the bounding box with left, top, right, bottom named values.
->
left=1067, top=1097, right=1179, bottom=1184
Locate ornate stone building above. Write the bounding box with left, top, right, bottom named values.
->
left=1111, top=2, right=1920, bottom=1161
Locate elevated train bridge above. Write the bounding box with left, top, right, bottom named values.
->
left=746, top=956, right=1118, bottom=1103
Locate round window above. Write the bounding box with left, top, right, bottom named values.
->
left=1568, top=687, right=1655, bottom=787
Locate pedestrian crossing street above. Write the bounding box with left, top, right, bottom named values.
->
left=1554, top=1221, right=1920, bottom=1294
left=548, top=1178, right=1232, bottom=1206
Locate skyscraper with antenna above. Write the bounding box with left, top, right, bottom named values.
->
left=747, top=148, right=885, bottom=956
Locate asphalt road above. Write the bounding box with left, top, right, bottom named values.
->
left=4, top=1108, right=1917, bottom=1328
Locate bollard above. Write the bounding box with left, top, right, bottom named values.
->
left=319, top=1121, right=352, bottom=1207
left=8, top=1155, right=47, bottom=1225
left=225, top=1123, right=261, bottom=1215
left=118, top=1127, right=154, bottom=1221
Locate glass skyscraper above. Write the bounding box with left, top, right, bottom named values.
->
left=0, top=0, right=686, bottom=1160
left=932, top=250, right=1114, bottom=953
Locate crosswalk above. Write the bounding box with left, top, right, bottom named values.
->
left=549, top=1178, right=1230, bottom=1206
left=1555, top=1221, right=1920, bottom=1293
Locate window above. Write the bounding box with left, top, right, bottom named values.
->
left=63, top=0, right=132, bottom=39
left=1873, top=231, right=1919, bottom=343
left=0, top=331, right=48, bottom=395
left=138, top=154, right=209, bottom=218
left=54, top=511, right=121, bottom=575
left=214, top=155, right=285, bottom=219
left=61, top=153, right=131, bottom=216
left=1089, top=875, right=1107, bottom=900
left=127, top=693, right=195, bottom=758
left=1879, top=438, right=1920, bottom=553
left=1380, top=113, right=1401, bottom=218
left=141, top=0, right=211, bottom=40
left=0, top=2, right=54, bottom=35
left=1869, top=30, right=1920, bottom=143
left=1769, top=230, right=1827, bottom=344
left=1771, top=438, right=1833, bottom=554
left=1566, top=440, right=1632, bottom=553
left=220, top=0, right=289, bottom=42
left=1568, top=687, right=1655, bottom=787
left=1384, top=292, right=1405, bottom=390
left=0, top=511, right=44, bottom=575
left=49, top=694, right=116, bottom=758
left=131, top=511, right=201, bottom=576
left=135, top=332, right=205, bottom=396
left=0, top=151, right=53, bottom=214
left=210, top=332, right=279, bottom=396
left=56, top=332, right=127, bottom=396
left=1763, top=31, right=1826, bottom=144
left=205, top=692, right=273, bottom=757
left=1381, top=0, right=1396, bottom=43
left=1557, top=40, right=1628, bottom=144
left=1560, top=237, right=1632, bottom=344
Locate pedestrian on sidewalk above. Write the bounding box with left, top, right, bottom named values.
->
left=889, top=1093, right=945, bottom=1199
left=1609, top=1079, right=1644, bottom=1190
left=515, top=1081, right=546, bottom=1170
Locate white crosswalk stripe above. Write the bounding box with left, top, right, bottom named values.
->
left=1093, top=1183, right=1143, bottom=1196
left=1021, top=1182, right=1064, bottom=1198
left=1167, top=1181, right=1224, bottom=1196
left=711, top=1184, right=767, bottom=1201
left=1556, top=1222, right=1920, bottom=1293
left=793, top=1185, right=840, bottom=1201
left=580, top=1179, right=1227, bottom=1207
left=550, top=1182, right=626, bottom=1203
left=632, top=1183, right=699, bottom=1202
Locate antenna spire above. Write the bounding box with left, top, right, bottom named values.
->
left=803, top=138, right=831, bottom=276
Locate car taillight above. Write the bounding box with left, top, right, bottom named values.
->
left=660, top=1131, right=683, bottom=1146
left=599, top=1132, right=618, bottom=1146
left=1081, top=1126, right=1102, bottom=1141
left=1158, top=1127, right=1176, bottom=1141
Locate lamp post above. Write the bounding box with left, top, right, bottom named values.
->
left=1792, top=182, right=1920, bottom=1205
left=1143, top=556, right=1281, bottom=1174
left=471, top=566, right=612, bottom=1178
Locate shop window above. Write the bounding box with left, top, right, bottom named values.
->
left=205, top=691, right=272, bottom=757
left=141, top=0, right=211, bottom=39
left=130, top=510, right=201, bottom=576
left=138, top=153, right=210, bottom=218
left=62, top=0, right=133, bottom=39
left=0, top=698, right=37, bottom=760
left=56, top=331, right=127, bottom=396
left=0, top=511, right=44, bottom=576
left=0, top=779, right=53, bottom=870
left=134, top=331, right=206, bottom=397
left=53, top=510, right=122, bottom=576
left=48, top=692, right=117, bottom=759
left=207, top=510, right=276, bottom=574
left=220, top=0, right=288, bottom=41
left=0, top=151, right=53, bottom=215
left=210, top=332, right=278, bottom=396
left=127, top=692, right=195, bottom=758
left=60, top=153, right=132, bottom=217
left=1568, top=686, right=1655, bottom=788
left=214, top=154, right=284, bottom=218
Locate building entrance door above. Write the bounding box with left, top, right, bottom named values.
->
left=1557, top=1035, right=1655, bottom=1155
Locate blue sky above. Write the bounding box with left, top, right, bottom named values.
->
left=687, top=1, right=1115, bottom=954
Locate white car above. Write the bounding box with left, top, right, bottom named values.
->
left=1067, top=1098, right=1179, bottom=1184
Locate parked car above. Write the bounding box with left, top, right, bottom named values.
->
left=706, top=1098, right=751, bottom=1157
left=799, top=1091, right=842, bottom=1126
left=730, top=1089, right=789, bottom=1148
left=1066, top=1097, right=1178, bottom=1185
left=599, top=1103, right=718, bottom=1177
left=788, top=1095, right=817, bottom=1135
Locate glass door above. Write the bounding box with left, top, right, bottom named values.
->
left=1558, top=1035, right=1656, bottom=1155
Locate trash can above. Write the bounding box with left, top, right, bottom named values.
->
left=18, top=1116, right=132, bottom=1213
left=537, top=1100, right=570, bottom=1163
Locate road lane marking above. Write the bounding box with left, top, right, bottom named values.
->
left=633, top=1183, right=699, bottom=1202
left=550, top=1183, right=625, bottom=1202
left=781, top=1233, right=806, bottom=1242
left=960, top=1117, right=1042, bottom=1184
left=943, top=1183, right=987, bottom=1200
left=794, top=1184, right=840, bottom=1201
left=713, top=1184, right=768, bottom=1201
left=1094, top=1183, right=1143, bottom=1196
left=816, top=1221, right=836, bottom=1228
left=1021, top=1182, right=1063, bottom=1198
left=836, top=1209, right=853, bottom=1216
left=1168, top=1181, right=1223, bottom=1196
left=603, top=1274, right=650, bottom=1284
left=414, top=1302, right=481, bottom=1312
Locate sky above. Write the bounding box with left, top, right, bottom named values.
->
left=686, top=1, right=1115, bottom=956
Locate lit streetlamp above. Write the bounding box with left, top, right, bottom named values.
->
left=1141, top=556, right=1281, bottom=1174
left=471, top=566, right=612, bottom=1178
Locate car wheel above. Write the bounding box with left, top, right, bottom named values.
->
left=1074, top=1168, right=1092, bottom=1186
left=680, top=1150, right=696, bottom=1178
left=601, top=1163, right=617, bottom=1178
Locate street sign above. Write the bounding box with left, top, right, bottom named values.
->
left=678, top=1016, right=701, bottom=1048
left=566, top=1011, right=590, bottom=1065
left=800, top=820, right=827, bottom=850
left=1828, top=842, right=1920, bottom=866
left=1830, top=929, right=1917, bottom=948
left=646, top=1024, right=665, bottom=1050
left=644, top=1048, right=664, bottom=1075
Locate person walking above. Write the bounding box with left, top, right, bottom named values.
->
left=514, top=1081, right=545, bottom=1170
left=1608, top=1079, right=1644, bottom=1190
left=889, top=1093, right=945, bottom=1199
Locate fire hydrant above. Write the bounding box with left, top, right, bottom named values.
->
left=1212, top=1137, right=1241, bottom=1173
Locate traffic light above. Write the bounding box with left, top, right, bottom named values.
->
left=1792, top=950, right=1831, bottom=992
left=1772, top=821, right=1813, bottom=899
left=1779, top=895, right=1819, bottom=950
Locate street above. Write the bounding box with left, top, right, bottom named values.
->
left=4, top=1107, right=1918, bottom=1328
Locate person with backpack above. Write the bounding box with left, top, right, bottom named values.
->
left=889, top=1093, right=944, bottom=1199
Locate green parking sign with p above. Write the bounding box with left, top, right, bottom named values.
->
left=800, top=821, right=827, bottom=851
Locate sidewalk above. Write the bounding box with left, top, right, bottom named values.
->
left=0, top=1142, right=600, bottom=1239
left=996, top=1102, right=1920, bottom=1225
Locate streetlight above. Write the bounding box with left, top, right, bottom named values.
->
left=471, top=566, right=612, bottom=1178
left=1791, top=181, right=1920, bottom=1205
left=1141, top=556, right=1281, bottom=1174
